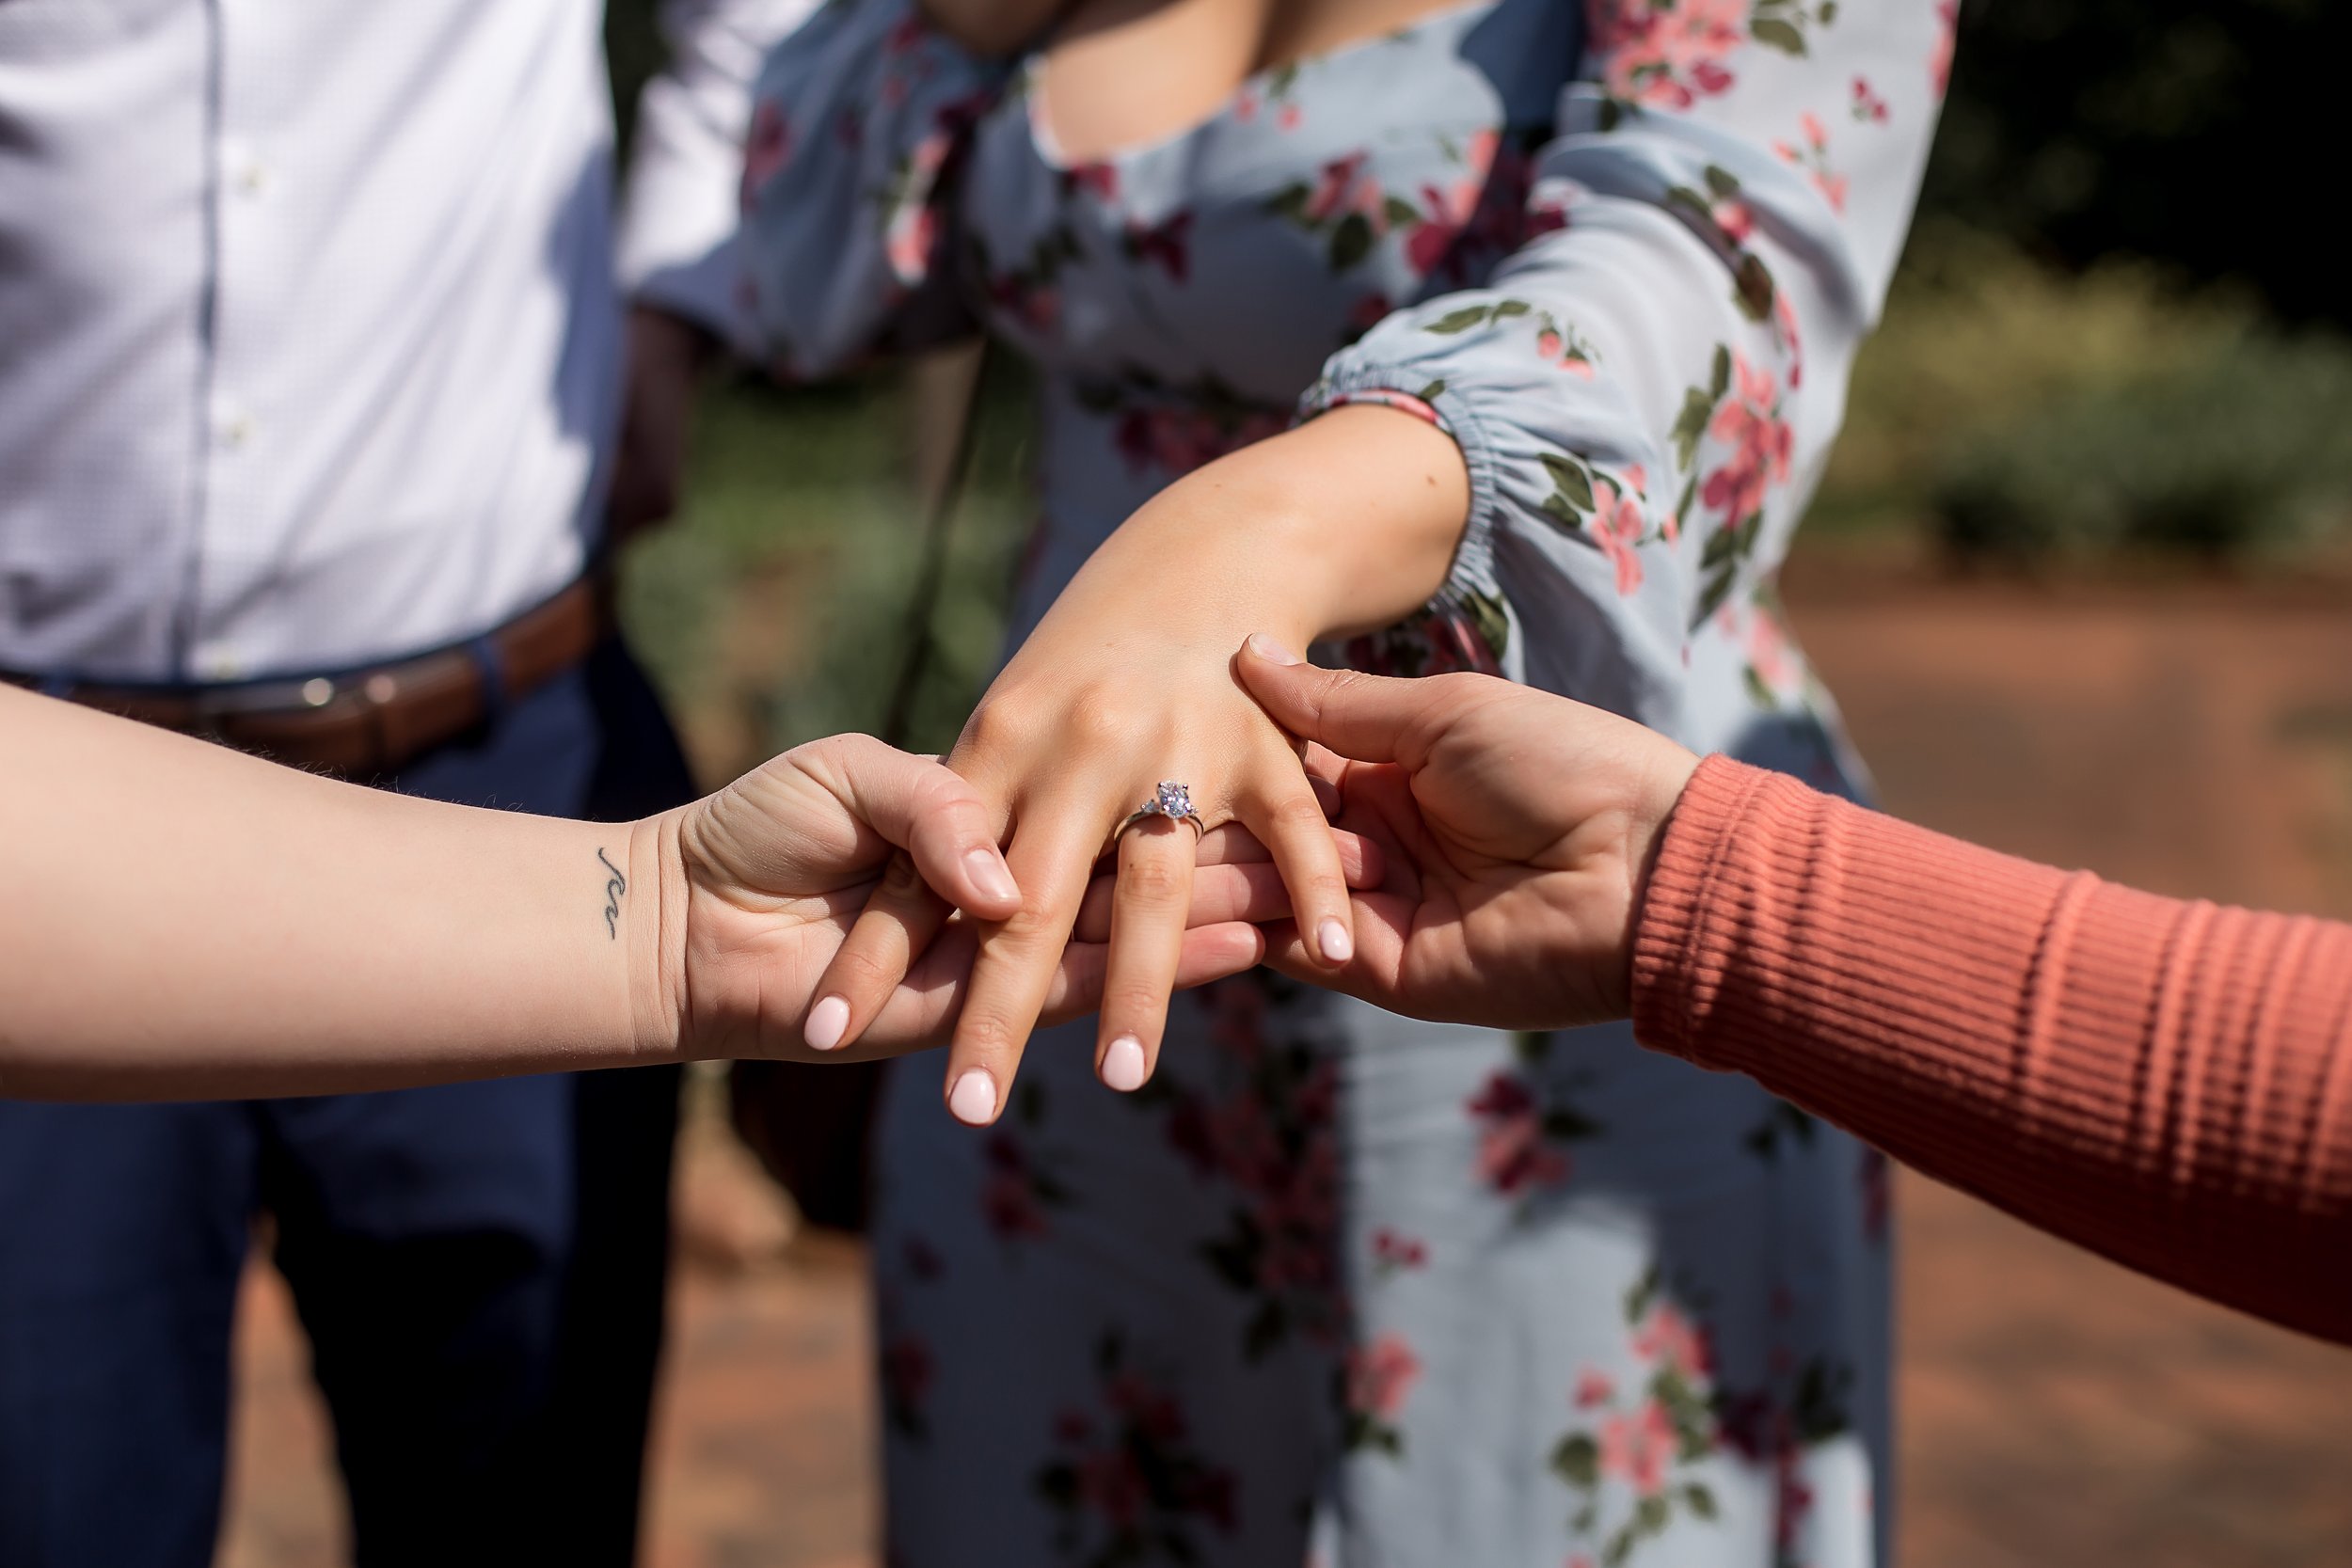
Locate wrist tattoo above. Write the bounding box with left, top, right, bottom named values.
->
left=596, top=847, right=627, bottom=940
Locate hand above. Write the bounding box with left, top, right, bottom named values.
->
left=608, top=307, right=714, bottom=545
left=647, top=734, right=1374, bottom=1063
left=1233, top=635, right=1700, bottom=1030
left=791, top=408, right=1468, bottom=1124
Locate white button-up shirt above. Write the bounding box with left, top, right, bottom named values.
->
left=0, top=0, right=812, bottom=684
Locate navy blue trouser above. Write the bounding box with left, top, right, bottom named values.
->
left=0, top=638, right=696, bottom=1567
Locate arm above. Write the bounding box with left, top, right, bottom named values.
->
left=1234, top=644, right=2352, bottom=1347
left=737, top=0, right=1006, bottom=381
left=0, top=686, right=1283, bottom=1101
left=1634, top=757, right=2352, bottom=1347
left=1300, top=0, right=1948, bottom=722
left=610, top=0, right=824, bottom=537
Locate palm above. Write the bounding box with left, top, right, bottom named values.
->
left=671, top=748, right=999, bottom=1059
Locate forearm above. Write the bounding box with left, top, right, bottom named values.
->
left=1046, top=405, right=1471, bottom=651
left=1634, top=757, right=2352, bottom=1343
left=0, top=688, right=679, bottom=1101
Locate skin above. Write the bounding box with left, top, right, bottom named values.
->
left=0, top=686, right=1388, bottom=1101
left=806, top=404, right=1474, bottom=1124
left=1232, top=635, right=1702, bottom=1028
left=607, top=306, right=716, bottom=545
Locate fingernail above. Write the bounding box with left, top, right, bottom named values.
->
left=1248, top=632, right=1304, bottom=667
left=947, top=1069, right=997, bottom=1126
left=1318, top=918, right=1354, bottom=965
left=1101, top=1036, right=1148, bottom=1092
left=803, top=994, right=850, bottom=1052
left=964, top=847, right=1019, bottom=905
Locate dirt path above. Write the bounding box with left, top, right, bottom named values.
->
left=219, top=576, right=2352, bottom=1567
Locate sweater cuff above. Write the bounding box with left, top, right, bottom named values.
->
left=1629, top=753, right=1771, bottom=1065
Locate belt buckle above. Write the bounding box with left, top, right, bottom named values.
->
left=187, top=673, right=345, bottom=738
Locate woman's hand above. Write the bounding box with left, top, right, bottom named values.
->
left=799, top=407, right=1472, bottom=1123
left=652, top=734, right=1311, bottom=1062
left=1232, top=636, right=1700, bottom=1030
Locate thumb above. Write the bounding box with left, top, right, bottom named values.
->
left=1235, top=634, right=1451, bottom=767
left=813, top=735, right=1023, bottom=920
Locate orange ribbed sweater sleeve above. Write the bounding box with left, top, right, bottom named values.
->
left=1631, top=755, right=2352, bottom=1345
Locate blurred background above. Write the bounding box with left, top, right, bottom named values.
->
left=221, top=3, right=2352, bottom=1564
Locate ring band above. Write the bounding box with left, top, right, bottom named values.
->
left=1114, top=780, right=1207, bottom=846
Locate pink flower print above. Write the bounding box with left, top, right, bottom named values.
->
left=1631, top=1301, right=1713, bottom=1381
left=884, top=12, right=925, bottom=54
left=1851, top=74, right=1891, bottom=123
left=1347, top=292, right=1394, bottom=334
left=1775, top=111, right=1850, bottom=213
left=1067, top=160, right=1120, bottom=200
left=1931, top=0, right=1959, bottom=96
left=1701, top=353, right=1792, bottom=525
left=1078, top=1449, right=1148, bottom=1530
left=1745, top=603, right=1792, bottom=691
left=1123, top=210, right=1195, bottom=282
left=1574, top=1367, right=1617, bottom=1408
left=1107, top=1370, right=1187, bottom=1444
left=1589, top=0, right=1745, bottom=110
left=1773, top=289, right=1805, bottom=388
left=1279, top=102, right=1304, bottom=131
left=879, top=1320, right=937, bottom=1438
left=980, top=1133, right=1049, bottom=1240
left=1776, top=1445, right=1818, bottom=1554
left=882, top=129, right=954, bottom=283
left=902, top=1233, right=945, bottom=1281
left=1468, top=1071, right=1572, bottom=1196
left=1406, top=177, right=1482, bottom=277
left=1346, top=1334, right=1423, bottom=1420
left=740, top=98, right=791, bottom=211
left=1233, top=87, right=1259, bottom=122
left=1599, top=1399, right=1677, bottom=1497
left=1590, top=473, right=1648, bottom=596
left=1305, top=151, right=1378, bottom=225
left=1712, top=194, right=1756, bottom=244
left=1371, top=1227, right=1428, bottom=1271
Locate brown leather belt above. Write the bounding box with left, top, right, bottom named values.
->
left=4, top=575, right=614, bottom=779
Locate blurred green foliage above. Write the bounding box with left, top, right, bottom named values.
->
left=617, top=363, right=1036, bottom=772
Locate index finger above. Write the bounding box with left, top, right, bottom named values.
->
left=937, top=802, right=1105, bottom=1126
left=1234, top=635, right=1463, bottom=768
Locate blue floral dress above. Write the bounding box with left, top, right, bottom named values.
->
left=740, top=2, right=1951, bottom=1563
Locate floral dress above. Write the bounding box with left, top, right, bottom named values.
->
left=739, top=2, right=1951, bottom=1563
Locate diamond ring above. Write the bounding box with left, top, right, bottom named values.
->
left=1113, top=780, right=1207, bottom=846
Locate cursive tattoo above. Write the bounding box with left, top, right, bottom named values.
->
left=596, top=847, right=627, bottom=940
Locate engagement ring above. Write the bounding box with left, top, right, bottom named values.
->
left=1114, top=781, right=1206, bottom=845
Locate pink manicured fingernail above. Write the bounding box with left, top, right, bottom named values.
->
left=804, top=995, right=850, bottom=1052
left=1318, top=918, right=1354, bottom=964
left=964, top=847, right=1019, bottom=905
left=947, top=1069, right=997, bottom=1126
left=1248, top=632, right=1304, bottom=666
left=1101, top=1036, right=1148, bottom=1092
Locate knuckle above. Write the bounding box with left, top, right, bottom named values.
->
left=956, top=1011, right=1027, bottom=1061
left=1064, top=691, right=1148, bottom=750
left=878, top=851, right=927, bottom=897
left=961, top=694, right=1043, bottom=756
left=1103, top=979, right=1171, bottom=1024
left=827, top=944, right=901, bottom=999
left=1263, top=791, right=1332, bottom=836
left=1115, top=852, right=1187, bottom=906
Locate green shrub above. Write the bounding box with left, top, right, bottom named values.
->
left=1930, top=330, right=2352, bottom=561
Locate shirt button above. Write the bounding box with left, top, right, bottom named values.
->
left=221, top=136, right=273, bottom=198
left=215, top=404, right=255, bottom=449
left=192, top=642, right=245, bottom=682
